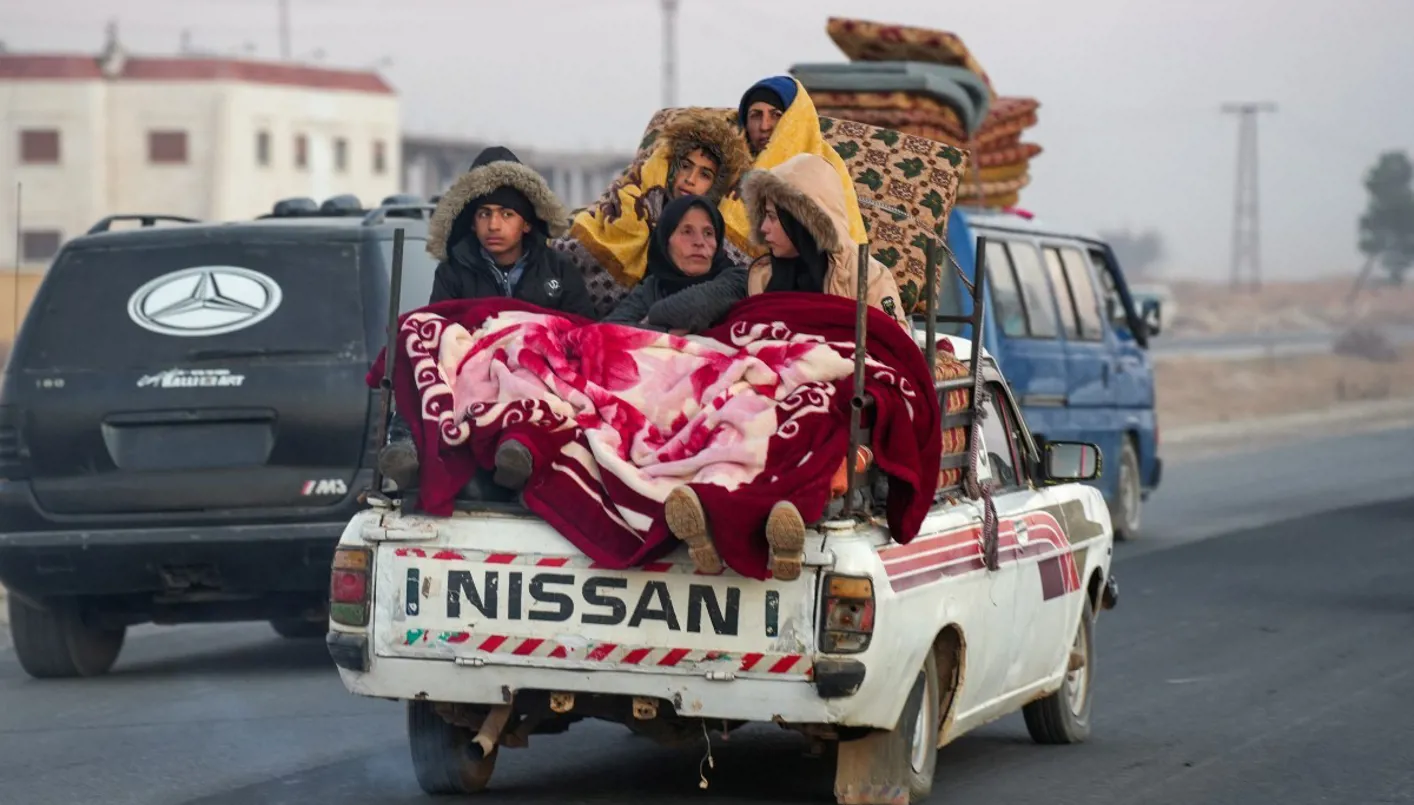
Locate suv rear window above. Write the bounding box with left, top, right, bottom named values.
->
left=19, top=238, right=366, bottom=371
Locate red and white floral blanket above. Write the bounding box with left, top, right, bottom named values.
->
left=367, top=293, right=940, bottom=579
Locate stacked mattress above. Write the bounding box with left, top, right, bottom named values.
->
left=795, top=16, right=1043, bottom=210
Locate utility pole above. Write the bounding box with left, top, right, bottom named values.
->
left=661, top=0, right=679, bottom=108
left=278, top=0, right=291, bottom=61
left=1221, top=102, right=1276, bottom=291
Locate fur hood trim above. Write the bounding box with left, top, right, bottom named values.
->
left=660, top=109, right=752, bottom=204
left=740, top=153, right=854, bottom=256
left=427, top=161, right=569, bottom=261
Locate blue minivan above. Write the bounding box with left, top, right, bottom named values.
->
left=935, top=206, right=1163, bottom=540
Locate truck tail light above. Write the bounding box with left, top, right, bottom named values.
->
left=820, top=573, right=875, bottom=654
left=329, top=546, right=372, bottom=627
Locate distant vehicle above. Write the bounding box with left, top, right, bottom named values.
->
left=0, top=194, right=442, bottom=680
left=937, top=206, right=1164, bottom=540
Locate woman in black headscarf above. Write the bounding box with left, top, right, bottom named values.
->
left=603, top=194, right=747, bottom=333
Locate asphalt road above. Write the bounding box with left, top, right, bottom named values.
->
left=1, top=427, right=1411, bottom=805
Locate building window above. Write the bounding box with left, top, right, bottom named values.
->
left=256, top=130, right=271, bottom=166
left=294, top=134, right=308, bottom=169
left=334, top=137, right=348, bottom=172
left=148, top=130, right=189, bottom=164
left=20, top=230, right=62, bottom=262
left=19, top=129, right=61, bottom=164
left=373, top=140, right=386, bottom=175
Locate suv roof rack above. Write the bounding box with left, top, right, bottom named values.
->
left=362, top=203, right=436, bottom=226
left=259, top=194, right=377, bottom=220
left=86, top=214, right=200, bottom=235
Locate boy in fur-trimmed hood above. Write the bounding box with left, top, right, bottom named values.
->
left=424, top=146, right=595, bottom=317
left=379, top=146, right=594, bottom=497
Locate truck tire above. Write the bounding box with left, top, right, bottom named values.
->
left=8, top=595, right=125, bottom=680
left=270, top=619, right=327, bottom=640
left=407, top=700, right=498, bottom=795
left=1111, top=437, right=1142, bottom=541
left=1023, top=597, right=1094, bottom=745
left=834, top=651, right=940, bottom=804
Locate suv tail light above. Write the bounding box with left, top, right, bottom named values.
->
left=0, top=406, right=30, bottom=481
left=820, top=573, right=875, bottom=654
left=330, top=546, right=372, bottom=627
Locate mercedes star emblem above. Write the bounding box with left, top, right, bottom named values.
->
left=127, top=266, right=283, bottom=337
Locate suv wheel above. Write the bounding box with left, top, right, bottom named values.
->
left=8, top=596, right=126, bottom=679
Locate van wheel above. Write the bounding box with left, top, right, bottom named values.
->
left=270, top=619, right=326, bottom=640
left=8, top=596, right=126, bottom=680
left=834, top=651, right=940, bottom=804
left=1023, top=598, right=1094, bottom=744
left=1111, top=438, right=1142, bottom=541
left=407, top=700, right=498, bottom=795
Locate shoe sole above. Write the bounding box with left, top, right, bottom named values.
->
left=377, top=445, right=420, bottom=491
left=493, top=442, right=534, bottom=491
left=663, top=487, right=724, bottom=575
left=765, top=502, right=807, bottom=581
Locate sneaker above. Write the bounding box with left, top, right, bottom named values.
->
left=377, top=442, right=420, bottom=491
left=765, top=501, right=807, bottom=581
left=663, top=486, right=724, bottom=575
left=493, top=439, right=535, bottom=491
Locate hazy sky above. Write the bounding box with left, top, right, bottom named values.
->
left=5, top=0, right=1411, bottom=281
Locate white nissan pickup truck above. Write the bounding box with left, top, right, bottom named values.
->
left=324, top=333, right=1119, bottom=805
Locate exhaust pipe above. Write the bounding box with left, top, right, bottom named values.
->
left=464, top=704, right=513, bottom=761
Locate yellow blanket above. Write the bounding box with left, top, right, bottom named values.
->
left=720, top=79, right=868, bottom=251
left=570, top=81, right=867, bottom=288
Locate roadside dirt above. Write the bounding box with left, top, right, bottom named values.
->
left=1157, top=346, right=1414, bottom=429
left=1165, top=278, right=1414, bottom=338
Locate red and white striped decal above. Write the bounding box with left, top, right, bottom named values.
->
left=878, top=509, right=1081, bottom=596
left=402, top=631, right=812, bottom=677
left=391, top=547, right=698, bottom=575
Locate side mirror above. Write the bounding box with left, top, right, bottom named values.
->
left=1043, top=441, right=1103, bottom=483
left=1140, top=298, right=1163, bottom=337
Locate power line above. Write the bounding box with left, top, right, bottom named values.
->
left=1222, top=101, right=1277, bottom=291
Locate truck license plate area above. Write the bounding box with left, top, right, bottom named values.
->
left=375, top=548, right=816, bottom=678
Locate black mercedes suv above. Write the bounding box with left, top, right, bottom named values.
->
left=0, top=194, right=440, bottom=678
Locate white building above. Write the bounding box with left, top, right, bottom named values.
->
left=0, top=39, right=401, bottom=275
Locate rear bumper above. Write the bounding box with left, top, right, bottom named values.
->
left=0, top=520, right=346, bottom=601
left=332, top=647, right=890, bottom=728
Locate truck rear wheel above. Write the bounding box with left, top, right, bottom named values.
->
left=834, top=651, right=940, bottom=804
left=407, top=700, right=498, bottom=795
left=1023, top=597, right=1095, bottom=744
left=8, top=595, right=126, bottom=680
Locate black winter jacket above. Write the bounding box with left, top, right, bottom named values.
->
left=429, top=237, right=597, bottom=319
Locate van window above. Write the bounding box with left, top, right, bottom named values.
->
left=1089, top=247, right=1125, bottom=328
left=983, top=239, right=1028, bottom=338
left=1060, top=248, right=1105, bottom=340
left=1042, top=247, right=1081, bottom=339
left=1005, top=241, right=1059, bottom=339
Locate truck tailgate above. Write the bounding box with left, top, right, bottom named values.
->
left=372, top=540, right=818, bottom=680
